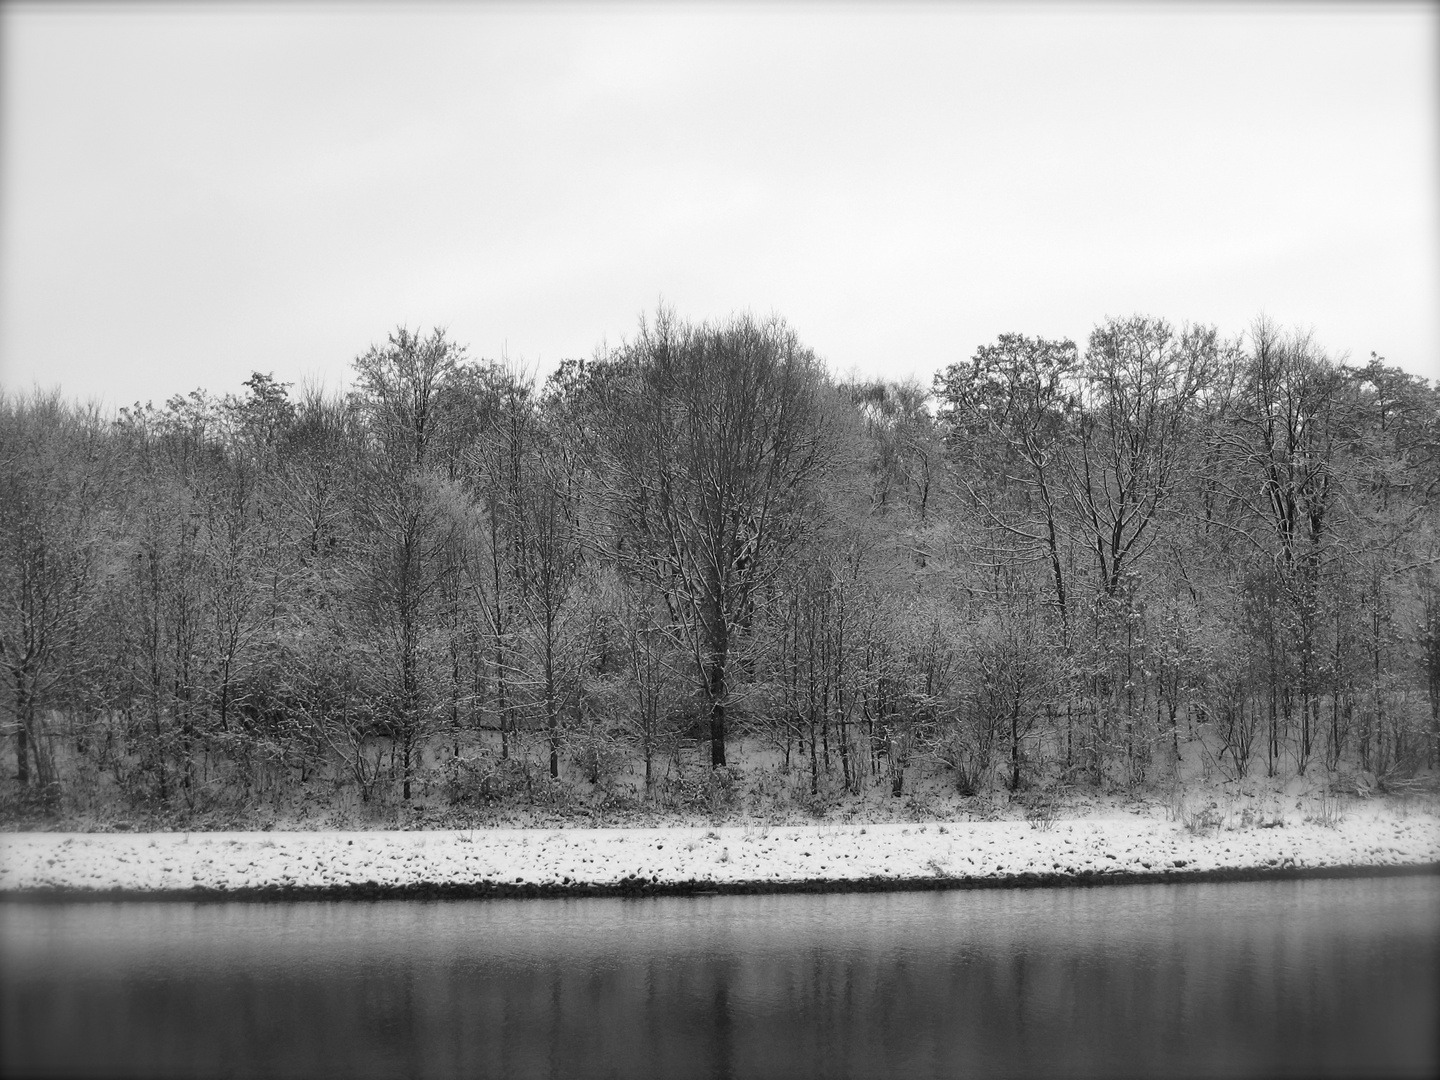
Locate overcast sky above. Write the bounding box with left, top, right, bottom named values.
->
left=2, top=1, right=1436, bottom=409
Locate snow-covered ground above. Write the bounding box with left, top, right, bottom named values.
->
left=3, top=801, right=1437, bottom=896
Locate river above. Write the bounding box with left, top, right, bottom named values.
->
left=3, top=876, right=1436, bottom=1078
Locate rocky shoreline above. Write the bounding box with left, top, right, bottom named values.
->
left=4, top=810, right=1437, bottom=902
left=5, top=861, right=1437, bottom=904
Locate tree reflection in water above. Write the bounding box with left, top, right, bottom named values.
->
left=3, top=877, right=1436, bottom=1078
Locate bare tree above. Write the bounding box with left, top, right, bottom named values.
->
left=512, top=425, right=584, bottom=779
left=589, top=309, right=832, bottom=767
left=1065, top=316, right=1213, bottom=597
left=349, top=326, right=469, bottom=799
left=1218, top=319, right=1349, bottom=774
left=935, top=334, right=1079, bottom=634
left=0, top=392, right=111, bottom=793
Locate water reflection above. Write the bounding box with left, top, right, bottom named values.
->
left=3, top=877, right=1436, bottom=1078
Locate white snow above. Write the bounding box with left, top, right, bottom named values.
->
left=3, top=802, right=1437, bottom=895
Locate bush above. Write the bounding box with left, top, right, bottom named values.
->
left=935, top=727, right=993, bottom=796
left=1174, top=794, right=1224, bottom=835
left=744, top=766, right=789, bottom=817
left=1022, top=787, right=1062, bottom=831
left=439, top=749, right=542, bottom=806
left=658, top=764, right=741, bottom=818
left=568, top=725, right=629, bottom=790
left=1304, top=787, right=1346, bottom=829
left=0, top=779, right=64, bottom=823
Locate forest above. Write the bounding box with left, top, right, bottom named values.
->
left=2, top=308, right=1438, bottom=827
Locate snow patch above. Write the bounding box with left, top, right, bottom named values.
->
left=3, top=805, right=1437, bottom=895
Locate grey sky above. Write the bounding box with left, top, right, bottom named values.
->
left=2, top=2, right=1436, bottom=409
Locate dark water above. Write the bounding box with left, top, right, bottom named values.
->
left=2, top=877, right=1436, bottom=1079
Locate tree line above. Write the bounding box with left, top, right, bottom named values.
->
left=3, top=309, right=1438, bottom=819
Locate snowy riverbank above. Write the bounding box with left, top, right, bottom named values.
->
left=3, top=803, right=1437, bottom=898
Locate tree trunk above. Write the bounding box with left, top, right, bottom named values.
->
left=1010, top=690, right=1021, bottom=792
left=15, top=722, right=29, bottom=786
left=708, top=660, right=727, bottom=768
left=13, top=671, right=30, bottom=786
left=546, top=616, right=558, bottom=780
left=703, top=585, right=728, bottom=769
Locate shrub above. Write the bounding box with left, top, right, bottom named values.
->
left=1305, top=788, right=1346, bottom=829
left=439, top=749, right=540, bottom=806
left=934, top=727, right=993, bottom=796
left=1022, top=788, right=1062, bottom=831
left=562, top=722, right=629, bottom=790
